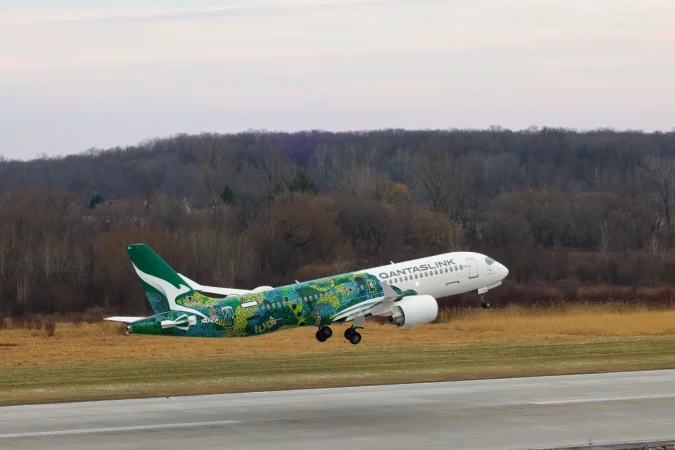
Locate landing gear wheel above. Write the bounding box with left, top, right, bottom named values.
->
left=480, top=295, right=491, bottom=309
left=344, top=326, right=363, bottom=343
left=320, top=326, right=333, bottom=339
left=315, top=330, right=327, bottom=342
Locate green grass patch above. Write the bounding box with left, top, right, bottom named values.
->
left=3, top=335, right=675, bottom=406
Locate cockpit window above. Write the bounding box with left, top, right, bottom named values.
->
left=485, top=257, right=495, bottom=265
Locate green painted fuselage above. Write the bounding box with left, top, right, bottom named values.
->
left=128, top=272, right=410, bottom=338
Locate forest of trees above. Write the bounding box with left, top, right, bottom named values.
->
left=1, top=127, right=675, bottom=317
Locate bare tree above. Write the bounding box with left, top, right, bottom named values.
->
left=248, top=147, right=294, bottom=236
left=335, top=163, right=395, bottom=204
left=394, top=147, right=411, bottom=183
left=196, top=144, right=235, bottom=241
left=313, top=144, right=330, bottom=183
left=640, top=155, right=675, bottom=244
left=412, top=147, right=472, bottom=218
left=412, top=147, right=454, bottom=213
left=0, top=222, right=12, bottom=281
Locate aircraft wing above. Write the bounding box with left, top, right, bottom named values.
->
left=104, top=316, right=147, bottom=323
left=332, top=282, right=401, bottom=323
left=178, top=273, right=252, bottom=296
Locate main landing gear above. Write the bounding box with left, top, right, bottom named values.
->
left=315, top=325, right=363, bottom=345
left=344, top=326, right=362, bottom=345
left=315, top=326, right=333, bottom=342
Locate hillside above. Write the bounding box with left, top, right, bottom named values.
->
left=1, top=127, right=674, bottom=316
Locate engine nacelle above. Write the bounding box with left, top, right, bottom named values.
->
left=253, top=286, right=274, bottom=293
left=388, top=295, right=438, bottom=328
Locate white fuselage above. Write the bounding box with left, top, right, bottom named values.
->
left=363, top=251, right=508, bottom=298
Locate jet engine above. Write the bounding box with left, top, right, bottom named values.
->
left=253, top=286, right=274, bottom=292
left=388, top=295, right=438, bottom=328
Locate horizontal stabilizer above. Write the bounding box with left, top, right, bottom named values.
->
left=104, top=316, right=147, bottom=323
left=177, top=273, right=251, bottom=296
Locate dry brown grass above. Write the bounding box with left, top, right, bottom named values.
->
left=437, top=302, right=675, bottom=339
left=2, top=303, right=675, bottom=366
left=3, top=304, right=675, bottom=406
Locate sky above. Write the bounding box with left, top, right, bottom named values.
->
left=0, top=0, right=674, bottom=159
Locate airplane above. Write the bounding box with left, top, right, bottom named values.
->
left=105, top=244, right=509, bottom=344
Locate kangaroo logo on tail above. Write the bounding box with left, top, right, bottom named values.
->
left=126, top=244, right=207, bottom=319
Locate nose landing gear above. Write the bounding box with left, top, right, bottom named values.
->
left=477, top=287, right=492, bottom=309
left=480, top=295, right=491, bottom=309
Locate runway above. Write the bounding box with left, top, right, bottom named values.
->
left=1, top=370, right=675, bottom=450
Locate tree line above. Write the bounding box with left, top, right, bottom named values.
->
left=1, top=127, right=674, bottom=317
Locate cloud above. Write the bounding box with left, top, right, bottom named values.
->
left=0, top=0, right=385, bottom=24
left=1, top=0, right=674, bottom=158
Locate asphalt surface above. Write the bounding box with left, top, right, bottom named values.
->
left=1, top=370, right=675, bottom=449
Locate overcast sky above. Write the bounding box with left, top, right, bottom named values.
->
left=1, top=0, right=673, bottom=159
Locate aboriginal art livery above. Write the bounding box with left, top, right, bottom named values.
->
left=106, top=244, right=509, bottom=344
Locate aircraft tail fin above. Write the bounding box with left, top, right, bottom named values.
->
left=125, top=243, right=197, bottom=315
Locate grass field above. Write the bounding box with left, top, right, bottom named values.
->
left=2, top=303, right=675, bottom=406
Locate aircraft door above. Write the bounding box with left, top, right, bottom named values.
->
left=466, top=257, right=479, bottom=279
left=220, top=306, right=235, bottom=328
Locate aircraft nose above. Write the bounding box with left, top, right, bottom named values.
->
left=500, top=263, right=509, bottom=279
